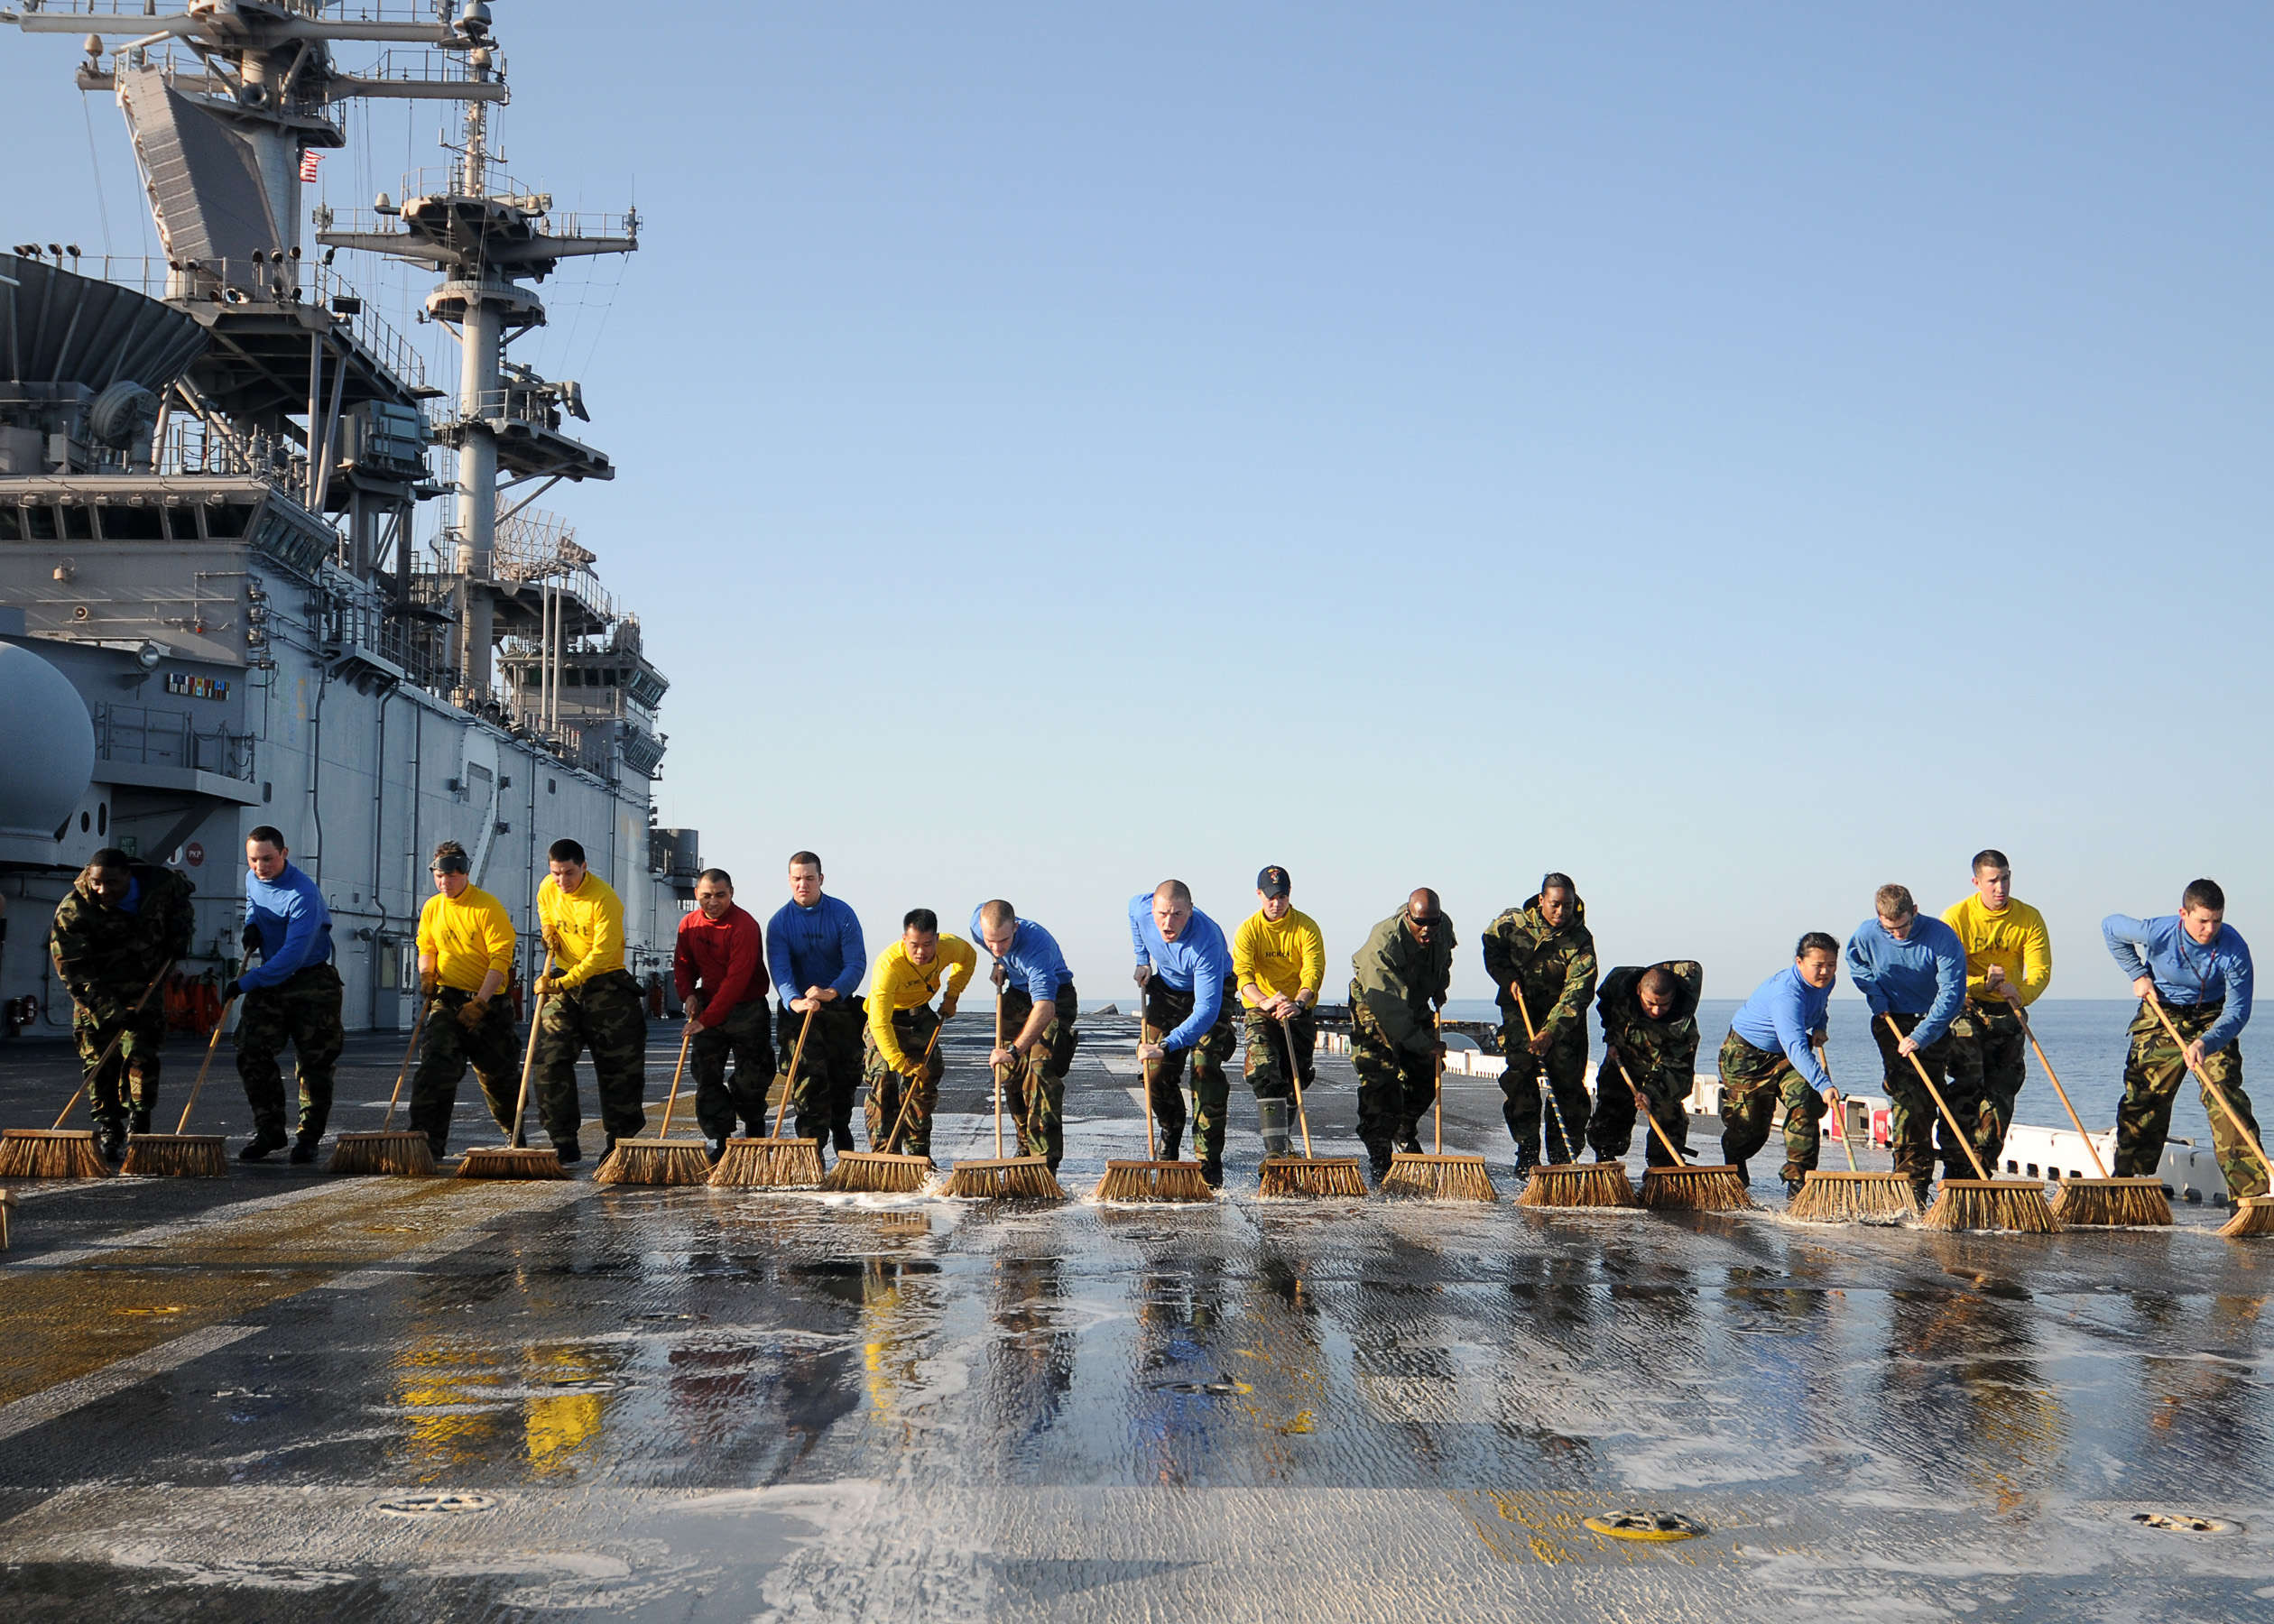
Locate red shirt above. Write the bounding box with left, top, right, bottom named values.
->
left=674, top=903, right=767, bottom=1026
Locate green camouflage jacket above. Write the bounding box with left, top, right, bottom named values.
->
left=49, top=863, right=196, bottom=1014
left=1350, top=909, right=1458, bottom=1055
left=1595, top=960, right=1703, bottom=1090
left=1482, top=893, right=1598, bottom=1043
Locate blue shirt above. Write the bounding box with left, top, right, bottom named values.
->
left=2103, top=913, right=2253, bottom=1055
left=1127, top=892, right=1234, bottom=1050
left=1729, top=965, right=1835, bottom=1093
left=969, top=909, right=1073, bottom=1002
left=240, top=863, right=333, bottom=991
left=1844, top=914, right=1966, bottom=1045
left=766, top=894, right=866, bottom=1005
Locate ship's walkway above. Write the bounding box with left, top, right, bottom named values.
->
left=1, top=1019, right=2269, bottom=1619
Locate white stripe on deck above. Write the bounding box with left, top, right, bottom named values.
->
left=0, top=1324, right=263, bottom=1445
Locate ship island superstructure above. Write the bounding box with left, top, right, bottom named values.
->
left=0, top=0, right=695, bottom=1039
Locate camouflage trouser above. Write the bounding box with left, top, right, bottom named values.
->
left=775, top=1000, right=865, bottom=1147
left=1497, top=1016, right=1592, bottom=1165
left=1944, top=999, right=2026, bottom=1170
left=861, top=1003, right=943, bottom=1156
left=72, top=991, right=169, bottom=1130
left=999, top=983, right=1078, bottom=1168
left=689, top=999, right=776, bottom=1143
left=1348, top=988, right=1437, bottom=1165
left=534, top=970, right=648, bottom=1147
left=236, top=963, right=347, bottom=1140
left=1872, top=1011, right=1961, bottom=1185
left=1241, top=1006, right=1316, bottom=1104
left=2115, top=998, right=2265, bottom=1200
left=1595, top=1058, right=1691, bottom=1167
left=1143, top=979, right=1239, bottom=1165
left=409, top=987, right=522, bottom=1152
left=1719, top=1029, right=1826, bottom=1180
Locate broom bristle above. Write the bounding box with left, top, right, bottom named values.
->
left=456, top=1145, right=568, bottom=1181
left=1515, top=1161, right=1638, bottom=1209
left=116, top=1134, right=228, bottom=1178
left=1381, top=1152, right=1499, bottom=1203
left=706, top=1136, right=824, bottom=1188
left=0, top=1129, right=114, bottom=1180
left=1090, top=1159, right=1212, bottom=1203
left=594, top=1140, right=714, bottom=1186
left=1920, top=1177, right=2059, bottom=1233
left=2050, top=1176, right=2173, bottom=1228
left=328, top=1131, right=438, bottom=1177
left=1257, top=1156, right=1368, bottom=1198
left=820, top=1151, right=937, bottom=1194
left=1641, top=1165, right=1757, bottom=1213
left=2217, top=1194, right=2274, bottom=1239
left=943, top=1156, right=1067, bottom=1199
left=1784, top=1170, right=1914, bottom=1223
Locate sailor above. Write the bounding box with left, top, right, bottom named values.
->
left=766, top=851, right=867, bottom=1153
left=229, top=826, right=345, bottom=1163
left=1232, top=865, right=1326, bottom=1159
left=408, top=840, right=519, bottom=1158
left=673, top=868, right=773, bottom=1159
left=1481, top=873, right=1599, bottom=1171
left=1940, top=848, right=2052, bottom=1172
left=972, top=900, right=1080, bottom=1169
left=1131, top=880, right=1240, bottom=1186
left=1846, top=883, right=1968, bottom=1201
left=46, top=847, right=195, bottom=1160
left=2104, top=881, right=2262, bottom=1199
left=1719, top=935, right=1840, bottom=1190
left=1595, top=961, right=1704, bottom=1167
left=862, top=908, right=975, bottom=1159
left=1348, top=890, right=1456, bottom=1183
left=532, top=836, right=648, bottom=1163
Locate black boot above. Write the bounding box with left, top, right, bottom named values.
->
left=97, top=1121, right=128, bottom=1160
left=832, top=1126, right=855, bottom=1153
left=428, top=1133, right=450, bottom=1159
left=1783, top=1177, right=1805, bottom=1200
left=289, top=1133, right=319, bottom=1165
left=239, top=1128, right=288, bottom=1161
left=552, top=1138, right=583, bottom=1166
left=1200, top=1157, right=1224, bottom=1188
left=705, top=1138, right=726, bottom=1165
left=130, top=1108, right=153, bottom=1136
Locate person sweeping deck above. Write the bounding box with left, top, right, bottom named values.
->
left=766, top=852, right=866, bottom=1159
left=1940, top=849, right=2053, bottom=1176
left=1233, top=866, right=1325, bottom=1164
left=404, top=841, right=520, bottom=1161
left=971, top=900, right=1081, bottom=1175
left=45, top=847, right=194, bottom=1163
left=672, top=869, right=772, bottom=1163
left=1718, top=934, right=1840, bottom=1193
left=231, top=827, right=346, bottom=1166
left=1847, top=884, right=1968, bottom=1208
left=1595, top=960, right=1703, bottom=1169
left=1348, top=890, right=1456, bottom=1186
left=861, top=908, right=975, bottom=1164
left=1482, top=875, right=1598, bottom=1176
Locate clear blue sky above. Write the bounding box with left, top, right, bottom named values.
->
left=6, top=5, right=2268, bottom=1005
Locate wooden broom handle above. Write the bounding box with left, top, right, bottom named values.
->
left=881, top=1016, right=948, bottom=1156
left=993, top=997, right=1009, bottom=1159
left=2147, top=995, right=2274, bottom=1184
left=53, top=962, right=173, bottom=1130
left=509, top=951, right=555, bottom=1148
left=1432, top=1006, right=1445, bottom=1155
left=2010, top=1001, right=2109, bottom=1178
left=374, top=992, right=429, bottom=1133
left=173, top=993, right=238, bottom=1136
left=1613, top=1053, right=1688, bottom=1169
left=772, top=1003, right=816, bottom=1138
left=1813, top=1045, right=1858, bottom=1174
left=658, top=1018, right=694, bottom=1140
left=1280, top=1011, right=1315, bottom=1159
left=1886, top=1015, right=1992, bottom=1180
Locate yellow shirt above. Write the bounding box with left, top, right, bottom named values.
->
left=1941, top=893, right=2052, bottom=1008
left=866, top=934, right=977, bottom=1068
left=416, top=885, right=516, bottom=993
left=538, top=872, right=625, bottom=989
left=1233, top=906, right=1326, bottom=1004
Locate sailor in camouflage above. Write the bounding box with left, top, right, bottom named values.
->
left=1481, top=875, right=1599, bottom=1169
left=48, top=847, right=196, bottom=1156
left=1719, top=936, right=1841, bottom=1186
left=1940, top=851, right=2053, bottom=1172
left=1348, top=890, right=1456, bottom=1181
left=409, top=842, right=522, bottom=1156
left=1594, top=961, right=1702, bottom=1165
left=533, top=838, right=649, bottom=1160
left=974, top=901, right=1080, bottom=1170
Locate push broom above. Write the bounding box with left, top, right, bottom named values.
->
left=825, top=1019, right=949, bottom=1194
left=1507, top=989, right=1632, bottom=1208
left=0, top=964, right=169, bottom=1179
left=707, top=1005, right=825, bottom=1187
left=1621, top=1057, right=1750, bottom=1212
left=117, top=992, right=236, bottom=1178
left=2025, top=1001, right=2169, bottom=1226
left=1383, top=1010, right=1498, bottom=1201
left=1257, top=1010, right=1365, bottom=1197
left=328, top=993, right=439, bottom=1176
left=458, top=957, right=569, bottom=1180
left=1891, top=1016, right=2057, bottom=1232
left=2142, top=996, right=2274, bottom=1239
left=1093, top=1003, right=1209, bottom=1201
left=947, top=998, right=1067, bottom=1198
left=596, top=1017, right=709, bottom=1186
left=1786, top=1045, right=1916, bottom=1222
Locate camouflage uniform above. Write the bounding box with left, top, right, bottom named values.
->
left=1718, top=1028, right=1828, bottom=1180
left=1595, top=962, right=1702, bottom=1167
left=1142, top=979, right=1240, bottom=1166
left=1241, top=1006, right=1317, bottom=1103
left=692, top=999, right=778, bottom=1144
left=1481, top=894, right=1599, bottom=1166
left=999, top=982, right=1080, bottom=1168
left=236, top=963, right=348, bottom=1141
left=1348, top=909, right=1456, bottom=1173
left=1872, top=1010, right=1960, bottom=1186
left=533, top=968, right=648, bottom=1149
left=48, top=864, right=195, bottom=1133
left=2114, top=998, right=2265, bottom=1200
left=1942, top=997, right=2026, bottom=1172
left=774, top=999, right=865, bottom=1149
left=409, top=986, right=522, bottom=1153
left=860, top=1002, right=941, bottom=1157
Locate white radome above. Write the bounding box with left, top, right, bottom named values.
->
left=0, top=641, right=96, bottom=837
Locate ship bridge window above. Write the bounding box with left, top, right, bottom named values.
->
left=23, top=506, right=60, bottom=541
left=100, top=505, right=165, bottom=542
left=61, top=506, right=95, bottom=540
left=0, top=508, right=20, bottom=541
left=206, top=502, right=258, bottom=540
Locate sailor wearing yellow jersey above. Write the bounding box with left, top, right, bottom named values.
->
left=1233, top=866, right=1326, bottom=1159
left=861, top=909, right=976, bottom=1158
left=1940, top=848, right=2053, bottom=1173
left=410, top=841, right=520, bottom=1157
left=532, top=836, right=648, bottom=1163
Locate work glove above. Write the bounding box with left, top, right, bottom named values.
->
left=421, top=970, right=441, bottom=997
left=457, top=997, right=490, bottom=1031
left=221, top=979, right=243, bottom=1004
left=242, top=923, right=263, bottom=955
left=938, top=998, right=957, bottom=1021
left=533, top=973, right=562, bottom=996
left=901, top=1057, right=930, bottom=1079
